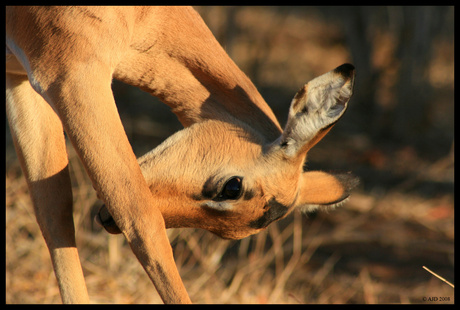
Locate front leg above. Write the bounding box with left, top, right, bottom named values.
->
left=43, top=66, right=191, bottom=304
left=6, top=73, right=89, bottom=303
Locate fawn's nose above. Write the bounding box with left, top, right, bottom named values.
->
left=95, top=204, right=122, bottom=234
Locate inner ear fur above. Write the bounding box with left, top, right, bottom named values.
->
left=279, top=63, right=355, bottom=159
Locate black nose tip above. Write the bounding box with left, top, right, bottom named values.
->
left=95, top=204, right=122, bottom=235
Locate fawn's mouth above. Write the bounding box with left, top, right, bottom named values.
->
left=95, top=204, right=122, bottom=234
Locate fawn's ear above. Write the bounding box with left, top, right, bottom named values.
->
left=278, top=64, right=355, bottom=160
left=295, top=171, right=359, bottom=213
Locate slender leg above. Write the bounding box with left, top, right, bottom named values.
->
left=6, top=73, right=89, bottom=303
left=42, top=65, right=190, bottom=304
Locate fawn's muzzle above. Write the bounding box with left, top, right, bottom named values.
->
left=95, top=204, right=122, bottom=234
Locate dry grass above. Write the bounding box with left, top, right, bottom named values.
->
left=6, top=6, right=453, bottom=304
left=5, top=144, right=454, bottom=304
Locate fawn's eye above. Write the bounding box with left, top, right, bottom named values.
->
left=217, top=176, right=243, bottom=200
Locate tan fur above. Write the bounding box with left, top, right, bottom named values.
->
left=6, top=6, right=356, bottom=304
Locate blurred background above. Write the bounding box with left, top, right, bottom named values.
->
left=6, top=6, right=454, bottom=304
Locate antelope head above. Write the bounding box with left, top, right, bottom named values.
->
left=97, top=64, right=358, bottom=240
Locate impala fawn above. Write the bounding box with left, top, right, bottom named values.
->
left=6, top=6, right=357, bottom=303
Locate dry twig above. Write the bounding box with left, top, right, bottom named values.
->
left=423, top=266, right=454, bottom=288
